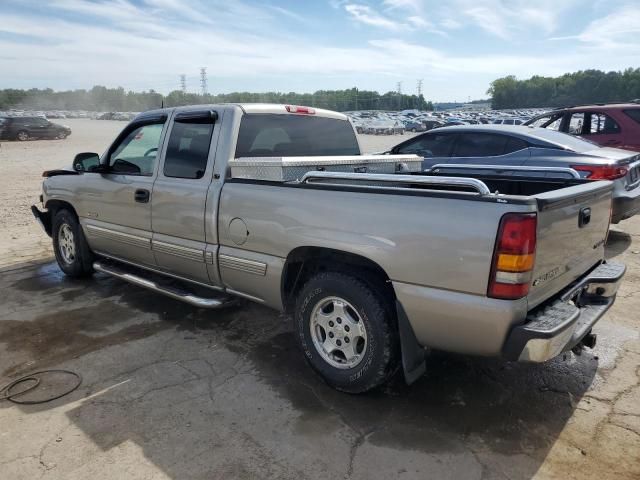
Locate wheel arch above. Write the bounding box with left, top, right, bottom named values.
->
left=46, top=199, right=79, bottom=219
left=281, top=246, right=395, bottom=314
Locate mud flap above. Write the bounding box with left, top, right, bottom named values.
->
left=396, top=300, right=426, bottom=385
left=31, top=205, right=52, bottom=237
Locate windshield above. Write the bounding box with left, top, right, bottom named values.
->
left=236, top=114, right=359, bottom=157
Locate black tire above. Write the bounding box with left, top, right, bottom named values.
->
left=52, top=209, right=94, bottom=277
left=295, top=271, right=399, bottom=393
left=16, top=130, right=29, bottom=141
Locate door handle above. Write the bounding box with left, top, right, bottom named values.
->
left=134, top=189, right=150, bottom=203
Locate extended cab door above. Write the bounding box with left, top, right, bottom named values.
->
left=78, top=114, right=167, bottom=266
left=151, top=109, right=221, bottom=284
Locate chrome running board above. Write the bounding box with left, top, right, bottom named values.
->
left=93, top=261, right=235, bottom=309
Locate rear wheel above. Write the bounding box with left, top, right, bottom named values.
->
left=16, top=130, right=29, bottom=141
left=294, top=271, right=399, bottom=393
left=52, top=209, right=94, bottom=277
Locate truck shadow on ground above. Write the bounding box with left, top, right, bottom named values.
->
left=606, top=230, right=632, bottom=259
left=1, top=261, right=600, bottom=479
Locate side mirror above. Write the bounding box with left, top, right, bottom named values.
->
left=73, top=152, right=101, bottom=172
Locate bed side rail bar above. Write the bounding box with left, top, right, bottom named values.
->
left=299, top=171, right=491, bottom=196
left=426, top=164, right=581, bottom=179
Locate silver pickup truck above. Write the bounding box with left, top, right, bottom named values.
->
left=32, top=104, right=625, bottom=393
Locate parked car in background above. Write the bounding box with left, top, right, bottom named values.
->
left=0, top=116, right=71, bottom=141
left=422, top=119, right=445, bottom=130
left=386, top=125, right=640, bottom=223
left=493, top=118, right=524, bottom=125
left=403, top=121, right=426, bottom=132
left=364, top=120, right=397, bottom=135
left=524, top=103, right=640, bottom=152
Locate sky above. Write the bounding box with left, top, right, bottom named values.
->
left=1, top=0, right=639, bottom=101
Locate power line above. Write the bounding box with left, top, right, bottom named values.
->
left=200, top=67, right=208, bottom=96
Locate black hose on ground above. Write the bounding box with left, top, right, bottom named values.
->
left=0, top=370, right=82, bottom=404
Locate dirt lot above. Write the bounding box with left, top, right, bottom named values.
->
left=0, top=120, right=638, bottom=479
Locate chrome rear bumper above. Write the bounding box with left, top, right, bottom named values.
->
left=503, top=261, right=625, bottom=362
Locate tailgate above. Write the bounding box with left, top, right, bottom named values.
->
left=527, top=181, right=613, bottom=308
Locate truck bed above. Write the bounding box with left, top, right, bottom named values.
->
left=220, top=167, right=613, bottom=356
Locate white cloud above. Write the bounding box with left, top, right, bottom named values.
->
left=344, top=4, right=403, bottom=30
left=0, top=0, right=637, bottom=101
left=574, top=4, right=640, bottom=48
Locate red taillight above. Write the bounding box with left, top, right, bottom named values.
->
left=488, top=213, right=537, bottom=300
left=571, top=164, right=628, bottom=180
left=285, top=105, right=315, bottom=115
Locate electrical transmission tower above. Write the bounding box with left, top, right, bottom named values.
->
left=180, top=74, right=186, bottom=93
left=416, top=79, right=423, bottom=108
left=396, top=82, right=402, bottom=110
left=200, top=67, right=208, bottom=96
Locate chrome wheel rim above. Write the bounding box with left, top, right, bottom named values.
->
left=58, top=224, right=76, bottom=264
left=17, top=132, right=28, bottom=141
left=310, top=296, right=367, bottom=369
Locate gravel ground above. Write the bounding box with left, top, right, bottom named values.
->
left=0, top=120, right=638, bottom=479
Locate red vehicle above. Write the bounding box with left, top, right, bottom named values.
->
left=525, top=102, right=640, bottom=152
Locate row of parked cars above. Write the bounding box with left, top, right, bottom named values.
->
left=347, top=108, right=543, bottom=135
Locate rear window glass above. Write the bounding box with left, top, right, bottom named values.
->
left=527, top=128, right=597, bottom=152
left=623, top=109, right=640, bottom=125
left=235, top=114, right=359, bottom=157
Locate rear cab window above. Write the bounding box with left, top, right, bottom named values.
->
left=235, top=114, right=359, bottom=157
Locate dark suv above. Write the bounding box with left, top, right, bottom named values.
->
left=524, top=103, right=640, bottom=152
left=0, top=116, right=71, bottom=141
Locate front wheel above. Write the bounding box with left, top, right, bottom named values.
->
left=295, top=272, right=399, bottom=393
left=16, top=130, right=29, bottom=141
left=52, top=209, right=94, bottom=277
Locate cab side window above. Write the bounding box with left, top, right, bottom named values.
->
left=109, top=123, right=164, bottom=176
left=164, top=117, right=215, bottom=179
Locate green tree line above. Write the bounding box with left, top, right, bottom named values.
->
left=488, top=68, right=640, bottom=109
left=0, top=86, right=432, bottom=112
